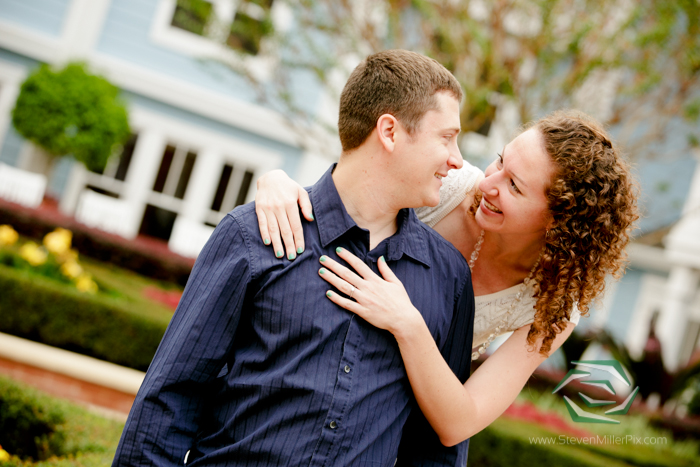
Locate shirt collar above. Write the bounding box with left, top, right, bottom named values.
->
left=310, top=164, right=432, bottom=268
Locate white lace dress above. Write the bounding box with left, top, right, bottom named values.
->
left=415, top=162, right=580, bottom=347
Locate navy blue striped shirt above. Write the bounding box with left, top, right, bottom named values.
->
left=113, top=166, right=474, bottom=467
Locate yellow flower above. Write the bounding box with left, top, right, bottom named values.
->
left=60, top=260, right=83, bottom=279
left=0, top=446, right=10, bottom=461
left=19, top=242, right=48, bottom=266
left=75, top=274, right=98, bottom=293
left=44, top=228, right=72, bottom=256
left=0, top=225, right=18, bottom=246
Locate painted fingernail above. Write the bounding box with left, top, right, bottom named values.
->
left=380, top=256, right=386, bottom=263
left=309, top=213, right=315, bottom=221
left=264, top=238, right=270, bottom=245
left=320, top=256, right=327, bottom=262
left=297, top=247, right=304, bottom=254
left=288, top=253, right=296, bottom=260
left=319, top=268, right=326, bottom=275
left=336, top=247, right=343, bottom=254
left=326, top=291, right=333, bottom=297
left=276, top=251, right=283, bottom=258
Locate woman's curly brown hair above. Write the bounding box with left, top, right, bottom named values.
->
left=471, top=110, right=639, bottom=355
left=529, top=110, right=638, bottom=354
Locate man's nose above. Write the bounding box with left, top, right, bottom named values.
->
left=448, top=143, right=463, bottom=170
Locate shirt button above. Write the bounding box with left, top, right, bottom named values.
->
left=329, top=421, right=338, bottom=429
left=344, top=365, right=351, bottom=373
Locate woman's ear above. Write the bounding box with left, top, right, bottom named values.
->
left=376, top=114, right=398, bottom=153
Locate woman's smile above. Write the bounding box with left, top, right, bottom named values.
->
left=481, top=197, right=502, bottom=214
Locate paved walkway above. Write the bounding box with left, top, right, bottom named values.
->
left=0, top=333, right=145, bottom=420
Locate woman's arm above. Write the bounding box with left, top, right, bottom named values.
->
left=319, top=248, right=574, bottom=446
left=255, top=170, right=314, bottom=259
left=398, top=318, right=573, bottom=446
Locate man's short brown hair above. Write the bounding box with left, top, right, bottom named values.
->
left=338, top=49, right=463, bottom=152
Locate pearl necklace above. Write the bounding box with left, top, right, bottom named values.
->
left=469, top=230, right=541, bottom=361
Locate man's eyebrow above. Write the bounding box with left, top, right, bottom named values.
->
left=502, top=147, right=528, bottom=188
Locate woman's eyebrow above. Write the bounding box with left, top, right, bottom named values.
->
left=502, top=147, right=528, bottom=188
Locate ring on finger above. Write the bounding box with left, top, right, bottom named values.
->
left=349, top=285, right=356, bottom=299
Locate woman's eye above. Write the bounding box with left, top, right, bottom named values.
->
left=510, top=179, right=521, bottom=194
left=496, top=153, right=503, bottom=166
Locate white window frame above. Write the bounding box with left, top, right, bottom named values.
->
left=150, top=0, right=277, bottom=81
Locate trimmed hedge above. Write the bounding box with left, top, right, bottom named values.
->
left=0, top=264, right=169, bottom=371
left=0, top=376, right=65, bottom=461
left=0, top=376, right=124, bottom=466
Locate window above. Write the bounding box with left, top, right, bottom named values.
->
left=171, top=0, right=213, bottom=36
left=206, top=161, right=255, bottom=225
left=152, top=144, right=197, bottom=200
left=169, top=0, right=274, bottom=55
left=85, top=133, right=138, bottom=198
left=227, top=0, right=274, bottom=55
left=94, top=133, right=137, bottom=182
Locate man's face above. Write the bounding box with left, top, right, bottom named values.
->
left=394, top=92, right=463, bottom=208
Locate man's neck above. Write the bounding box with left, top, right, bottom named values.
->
left=332, top=154, right=400, bottom=250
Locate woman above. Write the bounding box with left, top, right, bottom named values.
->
left=254, top=110, right=638, bottom=445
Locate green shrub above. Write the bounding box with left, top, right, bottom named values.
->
left=0, top=377, right=65, bottom=461
left=0, top=264, right=170, bottom=371
left=11, top=63, right=129, bottom=173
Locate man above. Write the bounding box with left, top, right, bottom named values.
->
left=113, top=49, right=474, bottom=466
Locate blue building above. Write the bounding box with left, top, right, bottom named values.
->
left=0, top=0, right=334, bottom=252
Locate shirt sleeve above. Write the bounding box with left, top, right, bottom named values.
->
left=395, top=270, right=475, bottom=466
left=112, top=214, right=254, bottom=467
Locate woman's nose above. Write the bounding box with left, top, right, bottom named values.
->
left=480, top=175, right=499, bottom=196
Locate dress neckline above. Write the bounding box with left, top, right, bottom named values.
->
left=475, top=281, right=531, bottom=303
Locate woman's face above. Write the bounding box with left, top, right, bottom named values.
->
left=476, top=128, right=555, bottom=237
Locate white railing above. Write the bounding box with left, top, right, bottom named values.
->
left=168, top=217, right=214, bottom=258
left=74, top=189, right=135, bottom=239
left=0, top=163, right=47, bottom=208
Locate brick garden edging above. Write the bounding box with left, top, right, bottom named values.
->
left=0, top=332, right=144, bottom=418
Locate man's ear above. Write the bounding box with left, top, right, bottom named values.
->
left=376, top=114, right=399, bottom=153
